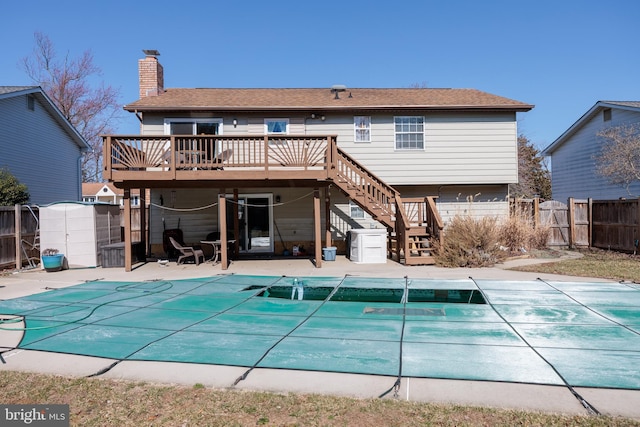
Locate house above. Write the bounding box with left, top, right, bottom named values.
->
left=542, top=101, right=640, bottom=201
left=82, top=182, right=142, bottom=206
left=0, top=86, right=89, bottom=205
left=103, top=51, right=532, bottom=271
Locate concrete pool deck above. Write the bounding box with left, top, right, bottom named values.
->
left=1, top=254, right=639, bottom=420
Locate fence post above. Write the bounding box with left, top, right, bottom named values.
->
left=568, top=197, right=575, bottom=248
left=587, top=197, right=593, bottom=248
left=14, top=204, right=21, bottom=269
left=533, top=197, right=540, bottom=228
left=636, top=198, right=640, bottom=254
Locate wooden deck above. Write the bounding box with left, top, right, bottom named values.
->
left=103, top=135, right=334, bottom=183
left=103, top=134, right=443, bottom=268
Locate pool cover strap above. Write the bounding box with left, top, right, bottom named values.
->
left=378, top=276, right=409, bottom=399
left=470, top=276, right=600, bottom=416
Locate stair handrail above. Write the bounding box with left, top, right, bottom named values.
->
left=331, top=146, right=398, bottom=227
left=425, top=196, right=444, bottom=247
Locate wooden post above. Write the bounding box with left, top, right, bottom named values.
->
left=233, top=189, right=239, bottom=256
left=124, top=188, right=132, bottom=272
left=220, top=189, right=228, bottom=270
left=314, top=188, right=322, bottom=268
left=568, top=197, right=575, bottom=248
left=324, top=186, right=332, bottom=248
left=533, top=197, right=540, bottom=228
left=587, top=197, right=596, bottom=247
left=636, top=198, right=640, bottom=254
left=140, top=188, right=147, bottom=258
left=15, top=204, right=21, bottom=270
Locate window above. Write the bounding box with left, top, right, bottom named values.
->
left=265, top=119, right=289, bottom=134
left=349, top=201, right=365, bottom=219
left=354, top=116, right=371, bottom=142
left=27, top=95, right=35, bottom=111
left=394, top=116, right=424, bottom=150
left=603, top=108, right=612, bottom=122
left=83, top=196, right=95, bottom=203
left=164, top=119, right=222, bottom=135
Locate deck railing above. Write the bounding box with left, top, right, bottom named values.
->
left=103, top=135, right=337, bottom=181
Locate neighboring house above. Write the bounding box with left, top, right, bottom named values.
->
left=543, top=101, right=640, bottom=201
left=82, top=182, right=141, bottom=206
left=0, top=86, right=89, bottom=205
left=104, top=51, right=532, bottom=270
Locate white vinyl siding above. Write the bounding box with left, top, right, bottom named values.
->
left=320, top=112, right=518, bottom=186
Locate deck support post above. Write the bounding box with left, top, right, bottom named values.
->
left=124, top=188, right=132, bottom=272
left=314, top=188, right=322, bottom=268
left=233, top=189, right=239, bottom=257
left=140, top=187, right=147, bottom=258
left=324, top=186, right=332, bottom=249
left=220, top=189, right=228, bottom=270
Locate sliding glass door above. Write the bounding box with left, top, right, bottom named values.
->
left=223, top=194, right=273, bottom=253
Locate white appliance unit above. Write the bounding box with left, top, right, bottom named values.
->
left=349, top=228, right=387, bottom=264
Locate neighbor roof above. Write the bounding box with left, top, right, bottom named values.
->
left=0, top=86, right=89, bottom=151
left=542, top=101, right=640, bottom=155
left=124, top=88, right=533, bottom=113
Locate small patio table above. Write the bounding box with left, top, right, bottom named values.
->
left=200, top=240, right=236, bottom=264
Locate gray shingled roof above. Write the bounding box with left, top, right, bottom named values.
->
left=0, top=86, right=39, bottom=96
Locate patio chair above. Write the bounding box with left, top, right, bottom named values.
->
left=169, top=236, right=205, bottom=266
left=202, top=148, right=233, bottom=169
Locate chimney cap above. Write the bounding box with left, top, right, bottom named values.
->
left=142, top=49, right=160, bottom=57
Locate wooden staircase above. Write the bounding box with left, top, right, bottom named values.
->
left=330, top=146, right=443, bottom=265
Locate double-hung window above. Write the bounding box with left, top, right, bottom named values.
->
left=265, top=119, right=289, bottom=135
left=394, top=116, right=424, bottom=150
left=354, top=116, right=371, bottom=142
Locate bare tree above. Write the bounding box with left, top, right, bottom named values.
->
left=509, top=135, right=551, bottom=199
left=595, top=123, right=640, bottom=196
left=22, top=32, right=121, bottom=182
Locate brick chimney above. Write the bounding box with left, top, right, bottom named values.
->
left=138, top=50, right=164, bottom=98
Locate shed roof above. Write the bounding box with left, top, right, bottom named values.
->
left=124, top=87, right=533, bottom=113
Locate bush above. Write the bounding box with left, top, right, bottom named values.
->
left=433, top=214, right=551, bottom=268
left=433, top=215, right=506, bottom=267
left=0, top=168, right=29, bottom=205
left=498, top=215, right=550, bottom=253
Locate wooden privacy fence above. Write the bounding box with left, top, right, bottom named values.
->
left=591, top=198, right=639, bottom=253
left=0, top=205, right=40, bottom=269
left=510, top=197, right=639, bottom=252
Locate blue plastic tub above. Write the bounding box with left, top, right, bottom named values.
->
left=322, top=247, right=337, bottom=261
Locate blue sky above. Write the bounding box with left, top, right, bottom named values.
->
left=2, top=0, right=639, bottom=150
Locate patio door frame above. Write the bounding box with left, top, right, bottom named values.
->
left=219, top=193, right=274, bottom=253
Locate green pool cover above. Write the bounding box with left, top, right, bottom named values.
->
left=1, top=275, right=639, bottom=390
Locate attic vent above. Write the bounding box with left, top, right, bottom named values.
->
left=603, top=108, right=612, bottom=122
left=331, top=84, right=347, bottom=99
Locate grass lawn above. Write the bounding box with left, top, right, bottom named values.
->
left=0, top=371, right=637, bottom=427
left=512, top=248, right=640, bottom=282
